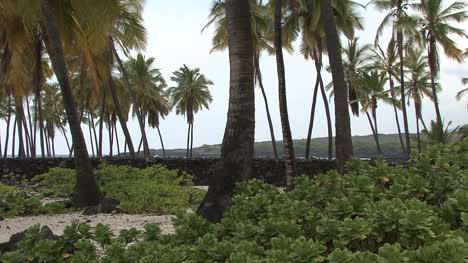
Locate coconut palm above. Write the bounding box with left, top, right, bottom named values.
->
left=204, top=0, right=279, bottom=159
left=320, top=0, right=353, bottom=172
left=413, top=0, right=467, bottom=142
left=402, top=46, right=435, bottom=152
left=168, top=65, right=213, bottom=159
left=354, top=71, right=391, bottom=155
left=456, top=77, right=468, bottom=107
left=126, top=53, right=169, bottom=157
left=197, top=0, right=255, bottom=223
left=369, top=0, right=413, bottom=155
left=371, top=39, right=406, bottom=154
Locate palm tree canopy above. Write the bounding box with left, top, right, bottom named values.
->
left=168, top=65, right=213, bottom=124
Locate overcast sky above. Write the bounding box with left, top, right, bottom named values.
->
left=3, top=0, right=467, bottom=156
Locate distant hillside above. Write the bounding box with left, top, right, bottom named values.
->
left=147, top=134, right=408, bottom=158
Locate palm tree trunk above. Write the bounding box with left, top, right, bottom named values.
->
left=255, top=53, right=278, bottom=159
left=110, top=39, right=150, bottom=157
left=15, top=100, right=26, bottom=158
left=305, top=69, right=320, bottom=160
left=40, top=0, right=101, bottom=207
left=366, top=111, right=382, bottom=156
left=397, top=30, right=411, bottom=155
left=26, top=98, right=35, bottom=157
left=274, top=0, right=296, bottom=189
left=420, top=117, right=428, bottom=131
left=3, top=94, right=12, bottom=158
left=197, top=0, right=255, bottom=223
left=372, top=104, right=383, bottom=156
left=11, top=116, right=16, bottom=158
left=87, top=113, right=95, bottom=157
left=317, top=50, right=333, bottom=160
left=190, top=122, right=194, bottom=158
left=137, top=137, right=143, bottom=155
left=320, top=0, right=353, bottom=172
left=108, top=73, right=135, bottom=157
left=157, top=126, right=166, bottom=158
left=90, top=113, right=99, bottom=157
left=34, top=37, right=45, bottom=158
left=427, top=39, right=444, bottom=142
left=115, top=122, right=120, bottom=156
left=415, top=104, right=421, bottom=153
left=108, top=115, right=113, bottom=157
left=388, top=75, right=406, bottom=155
left=61, top=126, right=71, bottom=153
left=22, top=115, right=31, bottom=157
left=98, top=90, right=107, bottom=157
left=51, top=135, right=55, bottom=157
left=186, top=123, right=191, bottom=158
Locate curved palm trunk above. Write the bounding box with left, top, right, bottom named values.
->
left=371, top=103, right=383, bottom=156
left=197, top=0, right=255, bottom=223
left=388, top=75, right=406, bottom=154
left=15, top=100, right=26, bottom=158
left=110, top=39, right=150, bottom=157
left=25, top=98, right=35, bottom=157
left=156, top=126, right=166, bottom=158
left=305, top=72, right=320, bottom=159
left=108, top=73, right=135, bottom=157
left=415, top=103, right=421, bottom=153
left=397, top=30, right=411, bottom=155
left=34, top=37, right=46, bottom=158
left=40, top=0, right=101, bottom=207
left=60, top=126, right=71, bottom=153
left=186, top=123, right=191, bottom=158
left=365, top=111, right=382, bottom=156
left=3, top=94, right=12, bottom=158
left=320, top=0, right=353, bottom=172
left=317, top=50, right=333, bottom=160
left=274, top=0, right=296, bottom=188
left=427, top=39, right=444, bottom=142
left=255, top=53, right=278, bottom=159
left=87, top=112, right=95, bottom=157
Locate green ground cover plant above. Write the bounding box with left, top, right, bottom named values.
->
left=0, top=164, right=205, bottom=217
left=1, top=140, right=467, bottom=262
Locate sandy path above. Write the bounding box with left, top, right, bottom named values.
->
left=0, top=213, right=175, bottom=243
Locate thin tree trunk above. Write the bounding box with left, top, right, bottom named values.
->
left=90, top=113, right=99, bottom=157
left=186, top=123, right=191, bottom=158
left=397, top=30, right=411, bottom=155
left=34, top=37, right=44, bottom=158
left=366, top=111, right=382, bottom=155
left=115, top=122, right=120, bottom=156
left=190, top=123, right=194, bottom=158
left=305, top=69, right=320, bottom=160
left=98, top=90, right=107, bottom=157
left=22, top=115, right=31, bottom=157
left=415, top=104, right=421, bottom=153
left=157, top=126, right=166, bottom=158
left=389, top=75, right=406, bottom=155
left=428, top=39, right=444, bottom=142
left=45, top=127, right=51, bottom=157
left=137, top=137, right=143, bottom=155
left=197, top=0, right=255, bottom=223
left=420, top=117, right=428, bottom=131
left=87, top=112, right=95, bottom=157
left=12, top=116, right=16, bottom=158
left=110, top=39, right=150, bottom=157
left=26, top=98, right=35, bottom=157
left=317, top=49, right=333, bottom=160
left=255, top=53, right=278, bottom=159
left=108, top=115, right=113, bottom=157
left=15, top=101, right=26, bottom=158
left=124, top=138, right=127, bottom=156
left=274, top=0, right=296, bottom=189
left=108, top=73, right=135, bottom=157
left=3, top=94, right=12, bottom=158
left=51, top=135, right=55, bottom=157
left=320, top=0, right=353, bottom=172
left=61, top=126, right=71, bottom=153
left=41, top=0, right=101, bottom=207
left=372, top=105, right=383, bottom=155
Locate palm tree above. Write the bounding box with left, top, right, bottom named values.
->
left=204, top=0, right=279, bottom=159
left=371, top=39, right=406, bottom=154
left=168, top=65, right=213, bottom=158
left=414, top=0, right=467, bottom=142
left=273, top=0, right=297, bottom=188
left=39, top=0, right=102, bottom=206
left=456, top=77, right=468, bottom=107
left=126, top=53, right=169, bottom=157
left=369, top=0, right=413, bottom=155
left=197, top=0, right=255, bottom=223
left=320, top=0, right=353, bottom=172
left=354, top=71, right=391, bottom=155
left=403, top=46, right=437, bottom=152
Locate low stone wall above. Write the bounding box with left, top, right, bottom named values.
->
left=0, top=158, right=336, bottom=186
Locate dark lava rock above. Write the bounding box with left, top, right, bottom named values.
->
left=0, top=226, right=58, bottom=253
left=82, top=206, right=99, bottom=215
left=0, top=216, right=4, bottom=221
left=101, top=197, right=120, bottom=214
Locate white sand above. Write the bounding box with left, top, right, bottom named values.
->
left=0, top=213, right=175, bottom=243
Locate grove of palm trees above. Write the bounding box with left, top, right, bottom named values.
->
left=0, top=0, right=467, bottom=261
